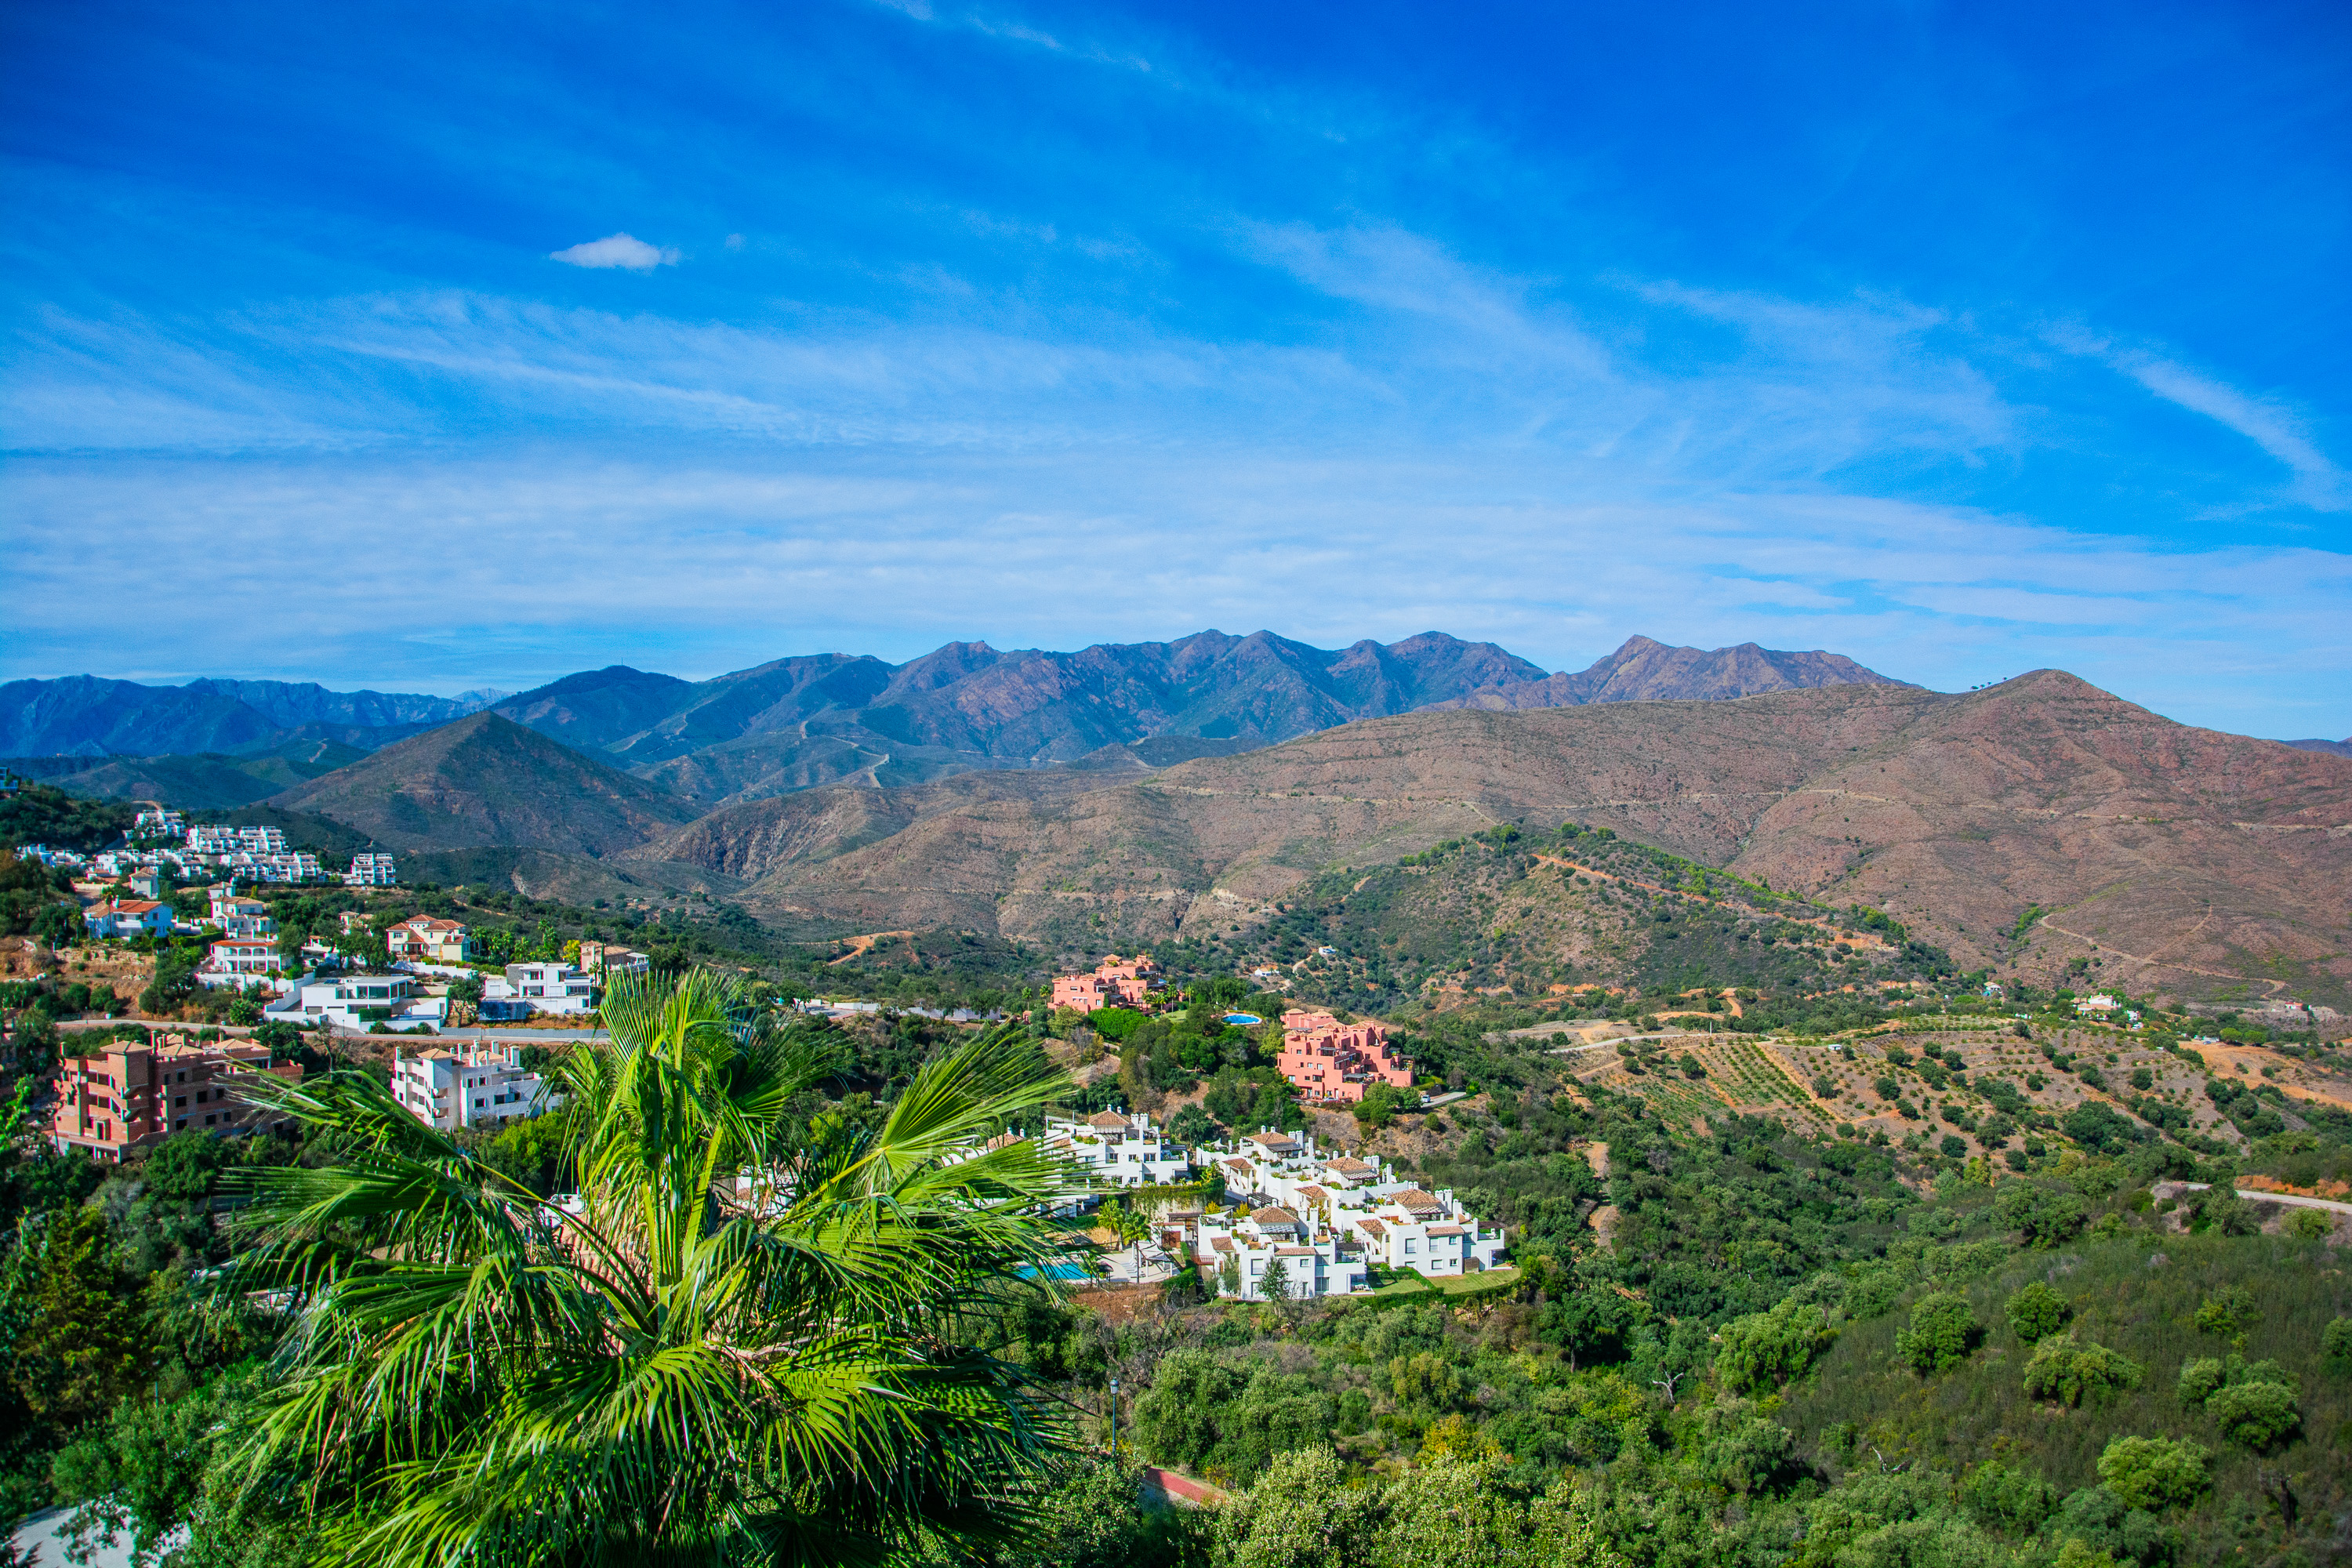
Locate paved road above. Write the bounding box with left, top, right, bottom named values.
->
left=55, top=1018, right=610, bottom=1046
left=2165, top=1181, right=2352, bottom=1217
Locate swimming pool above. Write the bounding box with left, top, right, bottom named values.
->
left=1018, top=1261, right=1096, bottom=1281
left=1222, top=1013, right=1262, bottom=1026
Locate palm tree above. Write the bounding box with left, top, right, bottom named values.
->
left=216, top=968, right=1077, bottom=1566
left=1102, top=1196, right=1152, bottom=1280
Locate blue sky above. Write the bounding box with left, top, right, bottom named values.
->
left=3, top=0, right=2347, bottom=737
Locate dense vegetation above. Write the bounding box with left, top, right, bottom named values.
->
left=0, top=785, right=138, bottom=855
left=1160, top=822, right=1963, bottom=1025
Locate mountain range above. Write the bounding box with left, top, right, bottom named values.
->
left=0, top=676, right=506, bottom=759
left=626, top=672, right=2351, bottom=1008
left=2, top=632, right=1909, bottom=806
left=5, top=632, right=2344, bottom=1007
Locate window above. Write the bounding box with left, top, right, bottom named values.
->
left=1249, top=1259, right=1263, bottom=1275
left=1403, top=1240, right=1417, bottom=1254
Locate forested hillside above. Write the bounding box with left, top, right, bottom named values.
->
left=3, top=950, right=2350, bottom=1565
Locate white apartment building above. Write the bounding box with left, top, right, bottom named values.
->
left=1195, top=1129, right=1506, bottom=1286
left=1040, top=1109, right=1192, bottom=1188
left=345, top=852, right=399, bottom=887
left=1192, top=1205, right=1370, bottom=1300
left=485, top=961, right=594, bottom=1015
left=390, top=1044, right=560, bottom=1131
left=190, top=824, right=289, bottom=855
left=1328, top=1188, right=1507, bottom=1279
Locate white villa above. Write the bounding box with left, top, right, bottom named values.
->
left=485, top=961, right=595, bottom=1016
left=198, top=938, right=285, bottom=989
left=271, top=971, right=448, bottom=1031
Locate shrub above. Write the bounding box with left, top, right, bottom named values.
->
left=1715, top=1300, right=1836, bottom=1395
left=1962, top=1461, right=2062, bottom=1534
left=1939, top=1134, right=1967, bottom=1159
left=2192, top=1286, right=2255, bottom=1338
left=2204, top=1381, right=2300, bottom=1450
left=2325, top=1316, right=2352, bottom=1369
left=2096, top=1436, right=2210, bottom=1512
left=2023, top=1336, right=2143, bottom=1406
left=1894, top=1292, right=1982, bottom=1374
left=2005, top=1282, right=2073, bottom=1344
left=1994, top=1182, right=2087, bottom=1247
left=2285, top=1207, right=2331, bottom=1241
left=2176, top=1357, right=2227, bottom=1406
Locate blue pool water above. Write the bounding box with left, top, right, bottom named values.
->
left=1019, top=1261, right=1096, bottom=1281
left=1222, top=1013, right=1262, bottom=1026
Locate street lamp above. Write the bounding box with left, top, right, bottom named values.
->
left=1108, top=1377, right=1120, bottom=1461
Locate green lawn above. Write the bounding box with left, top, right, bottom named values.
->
left=1363, top=1265, right=1519, bottom=1298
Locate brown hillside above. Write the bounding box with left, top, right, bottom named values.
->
left=699, top=673, right=2351, bottom=1004
left=268, top=712, right=701, bottom=855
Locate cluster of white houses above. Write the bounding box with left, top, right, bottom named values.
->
left=27, top=818, right=391, bottom=887
left=974, top=1111, right=1505, bottom=1298
left=1183, top=1129, right=1507, bottom=1299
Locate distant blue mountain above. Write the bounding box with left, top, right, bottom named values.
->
left=0, top=676, right=506, bottom=757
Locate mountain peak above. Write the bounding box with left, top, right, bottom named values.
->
left=268, top=710, right=699, bottom=854
left=1417, top=635, right=1911, bottom=713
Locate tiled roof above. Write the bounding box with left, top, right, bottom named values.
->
left=1254, top=1207, right=1299, bottom=1225
left=1275, top=1246, right=1316, bottom=1256
left=1425, top=1225, right=1465, bottom=1236
left=1086, top=1111, right=1130, bottom=1129
left=1210, top=1236, right=1235, bottom=1254
left=1357, top=1219, right=1387, bottom=1236
left=1394, top=1189, right=1441, bottom=1210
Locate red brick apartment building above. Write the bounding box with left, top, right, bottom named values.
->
left=49, top=1035, right=303, bottom=1160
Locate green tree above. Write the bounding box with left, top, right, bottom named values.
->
left=1352, top=1082, right=1406, bottom=1131
left=139, top=948, right=199, bottom=1018
left=1994, top=1182, right=2087, bottom=1247
left=1211, top=1446, right=1617, bottom=1568
left=3, top=1207, right=142, bottom=1428
left=1893, top=1291, right=1981, bottom=1374
left=214, top=968, right=1076, bottom=1565
left=2192, top=1286, right=2256, bottom=1338
left=2023, top=1336, right=2143, bottom=1406
left=1715, top=1298, right=1835, bottom=1395
left=2204, top=1380, right=2300, bottom=1450
left=2005, top=1281, right=2073, bottom=1343
left=51, top=1373, right=254, bottom=1566
left=2095, top=1436, right=2209, bottom=1512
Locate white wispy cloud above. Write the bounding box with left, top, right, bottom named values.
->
left=2115, top=353, right=2347, bottom=511
left=548, top=233, right=681, bottom=271
left=2050, top=325, right=2349, bottom=511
